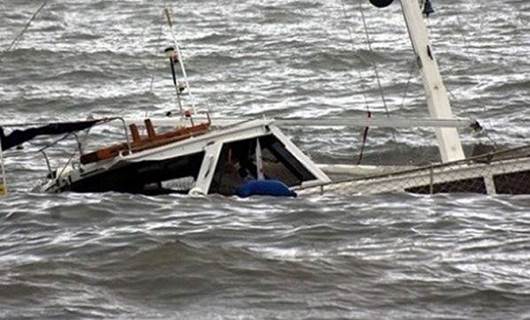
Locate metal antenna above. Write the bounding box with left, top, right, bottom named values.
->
left=163, top=7, right=197, bottom=116
left=164, top=46, right=185, bottom=116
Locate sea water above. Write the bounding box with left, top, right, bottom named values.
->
left=0, top=1, right=529, bottom=319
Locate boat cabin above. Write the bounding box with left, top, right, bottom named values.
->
left=40, top=119, right=330, bottom=196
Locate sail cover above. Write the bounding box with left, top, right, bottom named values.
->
left=0, top=119, right=103, bottom=150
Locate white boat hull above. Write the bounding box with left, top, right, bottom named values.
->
left=299, top=152, right=530, bottom=196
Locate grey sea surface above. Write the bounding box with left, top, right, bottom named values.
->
left=1, top=0, right=530, bottom=319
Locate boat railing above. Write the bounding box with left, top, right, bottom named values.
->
left=115, top=117, right=132, bottom=156
left=296, top=144, right=530, bottom=193
left=39, top=117, right=131, bottom=182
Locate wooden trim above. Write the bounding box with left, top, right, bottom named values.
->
left=80, top=121, right=210, bottom=165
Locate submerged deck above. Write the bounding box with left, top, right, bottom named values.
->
left=299, top=147, right=530, bottom=196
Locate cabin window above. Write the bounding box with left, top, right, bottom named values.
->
left=493, top=170, right=530, bottom=194
left=71, top=151, right=205, bottom=195
left=135, top=151, right=205, bottom=193
left=209, top=135, right=316, bottom=195
left=405, top=177, right=487, bottom=194
left=259, top=135, right=316, bottom=184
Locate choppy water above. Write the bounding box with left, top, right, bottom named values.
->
left=1, top=0, right=529, bottom=319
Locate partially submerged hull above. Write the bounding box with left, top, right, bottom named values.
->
left=41, top=119, right=530, bottom=197
left=298, top=147, right=530, bottom=196
left=9, top=2, right=527, bottom=198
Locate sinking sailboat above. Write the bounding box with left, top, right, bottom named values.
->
left=30, top=9, right=332, bottom=197
left=1, top=0, right=528, bottom=197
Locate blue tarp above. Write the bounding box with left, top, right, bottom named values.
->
left=236, top=180, right=297, bottom=198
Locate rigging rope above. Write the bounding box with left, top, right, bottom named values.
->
left=357, top=0, right=397, bottom=145
left=5, top=1, right=48, bottom=52
left=338, top=0, right=370, bottom=112
left=338, top=0, right=374, bottom=165
left=356, top=111, right=371, bottom=164
left=434, top=0, right=498, bottom=148
left=357, top=0, right=392, bottom=118
left=400, top=58, right=417, bottom=110
left=210, top=0, right=243, bottom=113
left=338, top=0, right=399, bottom=164
left=146, top=6, right=165, bottom=118
left=473, top=1, right=500, bottom=149
left=149, top=17, right=164, bottom=95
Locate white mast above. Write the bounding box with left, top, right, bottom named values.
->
left=0, top=138, right=7, bottom=196
left=164, top=8, right=197, bottom=115
left=400, top=0, right=465, bottom=162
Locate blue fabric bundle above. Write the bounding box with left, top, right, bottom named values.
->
left=236, top=180, right=297, bottom=198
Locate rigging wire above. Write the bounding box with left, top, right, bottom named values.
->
left=437, top=1, right=470, bottom=104
left=357, top=0, right=397, bottom=144
left=149, top=17, right=164, bottom=96
left=445, top=0, right=499, bottom=147
left=357, top=0, right=392, bottom=118
left=473, top=1, right=500, bottom=148
left=145, top=6, right=165, bottom=118
left=32, top=131, right=83, bottom=186
left=397, top=2, right=424, bottom=113
left=338, top=0, right=370, bottom=112
left=399, top=58, right=417, bottom=110
left=339, top=0, right=401, bottom=163
left=4, top=1, right=48, bottom=53
left=338, top=0, right=374, bottom=165
left=210, top=0, right=241, bottom=113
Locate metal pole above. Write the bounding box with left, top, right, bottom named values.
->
left=0, top=137, right=7, bottom=196
left=255, top=139, right=264, bottom=180
left=126, top=116, right=477, bottom=129
left=164, top=8, right=197, bottom=114
left=116, top=117, right=132, bottom=154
